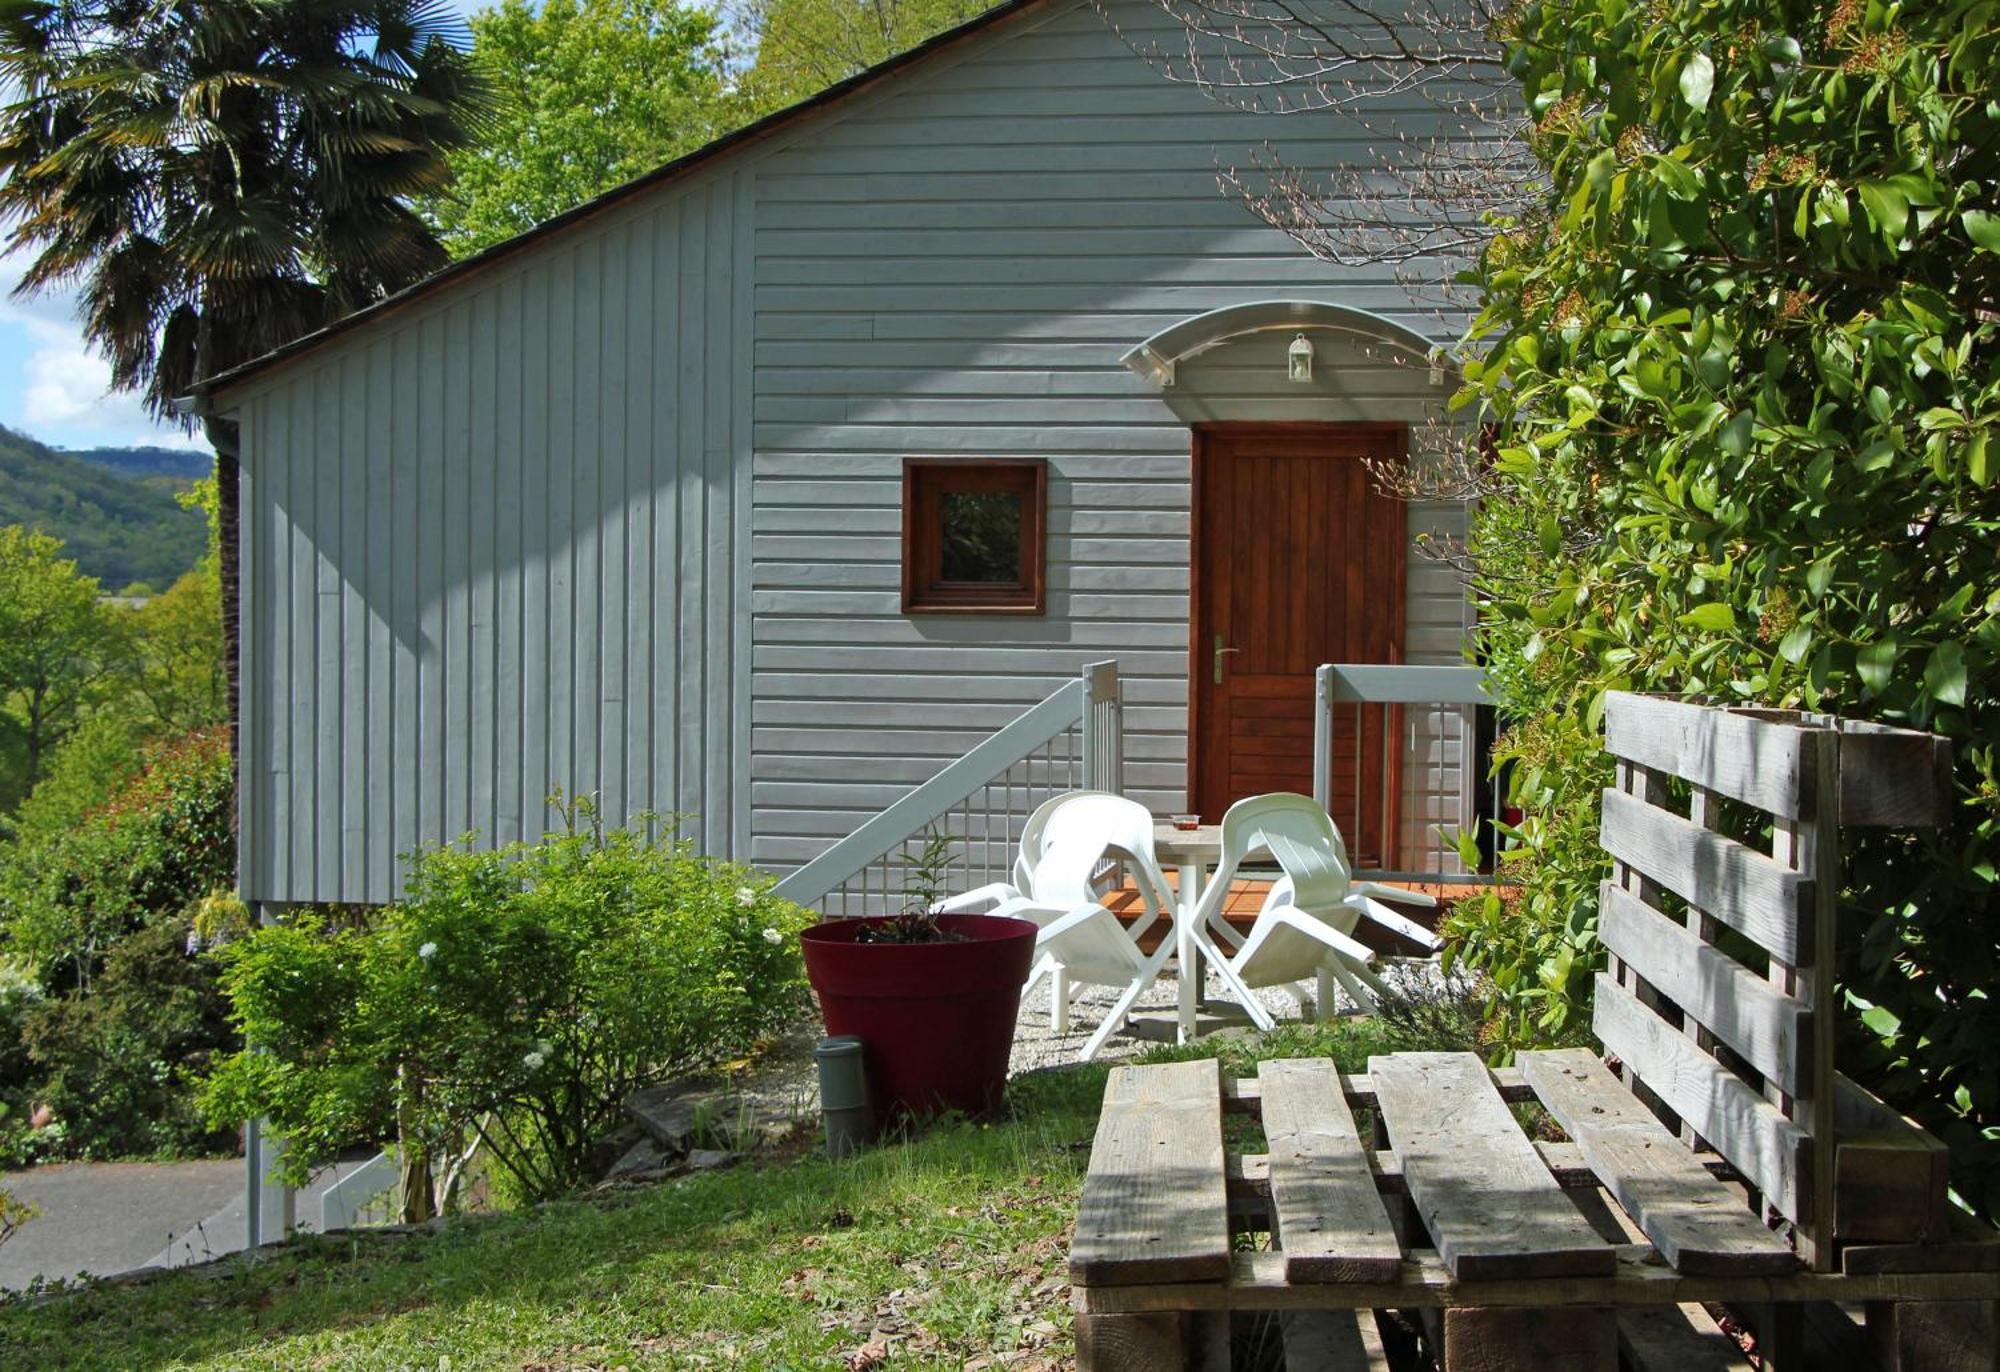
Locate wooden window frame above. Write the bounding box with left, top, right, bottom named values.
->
left=900, top=458, right=1047, bottom=615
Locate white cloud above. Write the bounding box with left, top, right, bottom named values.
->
left=0, top=247, right=208, bottom=451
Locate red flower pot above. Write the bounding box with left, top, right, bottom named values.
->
left=800, top=914, right=1038, bottom=1120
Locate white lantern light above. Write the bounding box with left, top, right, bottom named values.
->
left=1287, top=332, right=1314, bottom=383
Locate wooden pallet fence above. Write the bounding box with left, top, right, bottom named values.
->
left=1595, top=692, right=1953, bottom=1270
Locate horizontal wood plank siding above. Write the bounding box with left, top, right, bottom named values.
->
left=746, top=0, right=1473, bottom=871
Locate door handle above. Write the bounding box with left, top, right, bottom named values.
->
left=1213, top=634, right=1241, bottom=685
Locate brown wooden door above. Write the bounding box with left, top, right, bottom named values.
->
left=1189, top=424, right=1407, bottom=866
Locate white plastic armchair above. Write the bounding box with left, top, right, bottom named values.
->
left=931, top=789, right=1127, bottom=916
left=1023, top=893, right=1178, bottom=1060
left=990, top=795, right=1177, bottom=1042
left=1196, top=792, right=1440, bottom=1018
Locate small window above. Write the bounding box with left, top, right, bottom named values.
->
left=901, top=459, right=1047, bottom=614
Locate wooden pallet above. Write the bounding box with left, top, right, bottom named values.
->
left=1069, top=1056, right=2000, bottom=1370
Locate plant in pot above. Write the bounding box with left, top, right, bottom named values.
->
left=798, top=833, right=1039, bottom=1120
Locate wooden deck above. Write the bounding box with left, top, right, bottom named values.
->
left=1100, top=876, right=1475, bottom=955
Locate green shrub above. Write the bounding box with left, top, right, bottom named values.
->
left=203, top=803, right=815, bottom=1206
left=0, top=957, right=43, bottom=1145
left=16, top=916, right=234, bottom=1160
left=0, top=714, right=145, bottom=849
left=0, top=726, right=233, bottom=990
left=1441, top=712, right=1609, bottom=1049
left=1457, top=0, right=2000, bottom=1208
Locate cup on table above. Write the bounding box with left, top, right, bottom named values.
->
left=1170, top=813, right=1201, bottom=831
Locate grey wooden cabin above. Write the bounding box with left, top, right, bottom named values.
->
left=197, top=0, right=1479, bottom=911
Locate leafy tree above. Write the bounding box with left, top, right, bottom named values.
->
left=430, top=0, right=740, bottom=255
left=1, top=715, right=145, bottom=852
left=0, top=0, right=492, bottom=781
left=121, top=561, right=227, bottom=735
left=1450, top=1, right=2000, bottom=1209
left=738, top=0, right=996, bottom=110
left=0, top=527, right=122, bottom=803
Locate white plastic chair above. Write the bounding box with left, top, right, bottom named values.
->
left=1002, top=797, right=1290, bottom=1056
left=984, top=795, right=1177, bottom=1040
left=1195, top=792, right=1441, bottom=1018
left=932, top=789, right=1127, bottom=917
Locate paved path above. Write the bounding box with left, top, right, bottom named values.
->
left=0, top=1154, right=377, bottom=1290
left=0, top=1158, right=241, bottom=1290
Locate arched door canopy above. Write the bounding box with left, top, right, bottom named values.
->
left=1121, top=300, right=1448, bottom=388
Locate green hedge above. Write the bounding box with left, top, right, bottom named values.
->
left=1451, top=0, right=2000, bottom=1212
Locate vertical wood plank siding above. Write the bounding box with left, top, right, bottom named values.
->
left=234, top=0, right=1477, bottom=904
left=239, top=169, right=755, bottom=904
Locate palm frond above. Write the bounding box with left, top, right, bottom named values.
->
left=3, top=0, right=484, bottom=396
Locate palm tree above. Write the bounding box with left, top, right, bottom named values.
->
left=0, top=0, right=490, bottom=782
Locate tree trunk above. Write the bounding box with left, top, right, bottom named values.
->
left=396, top=1066, right=434, bottom=1225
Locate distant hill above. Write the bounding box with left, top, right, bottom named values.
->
left=0, top=426, right=207, bottom=589
left=68, top=443, right=212, bottom=483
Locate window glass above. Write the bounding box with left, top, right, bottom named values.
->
left=939, top=490, right=1022, bottom=583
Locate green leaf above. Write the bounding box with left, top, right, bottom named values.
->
left=1924, top=641, right=1967, bottom=707
left=1678, top=603, right=1737, bottom=632
left=1857, top=180, right=1910, bottom=240
left=1539, top=516, right=1562, bottom=557
left=1762, top=34, right=1802, bottom=66
left=1778, top=623, right=1813, bottom=664
left=1856, top=639, right=1898, bottom=693
left=1718, top=409, right=1753, bottom=457
left=1967, top=210, right=2000, bottom=252
left=1649, top=154, right=1701, bottom=200
left=1679, top=51, right=1715, bottom=111
left=1854, top=437, right=1897, bottom=472
left=1860, top=1003, right=1902, bottom=1040
left=1806, top=557, right=1836, bottom=599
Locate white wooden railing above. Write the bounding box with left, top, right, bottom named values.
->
left=321, top=1151, right=400, bottom=1231
left=775, top=660, right=1124, bottom=914
left=1312, top=663, right=1495, bottom=884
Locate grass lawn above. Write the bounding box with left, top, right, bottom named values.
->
left=0, top=1020, right=1421, bottom=1371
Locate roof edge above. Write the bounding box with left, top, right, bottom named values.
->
left=201, top=0, right=1060, bottom=404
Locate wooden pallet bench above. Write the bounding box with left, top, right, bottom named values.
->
left=1070, top=696, right=1997, bottom=1370
left=1070, top=1055, right=2000, bottom=1370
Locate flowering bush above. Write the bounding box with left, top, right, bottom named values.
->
left=17, top=915, right=235, bottom=1160
left=1455, top=0, right=2000, bottom=1208
left=201, top=802, right=813, bottom=1206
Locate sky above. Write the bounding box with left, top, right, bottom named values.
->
left=0, top=0, right=489, bottom=455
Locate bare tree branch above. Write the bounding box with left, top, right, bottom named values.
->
left=1100, top=0, right=1538, bottom=299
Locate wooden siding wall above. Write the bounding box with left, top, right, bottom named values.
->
left=238, top=169, right=755, bottom=905
left=745, top=0, right=1473, bottom=874
left=232, top=0, right=1479, bottom=904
